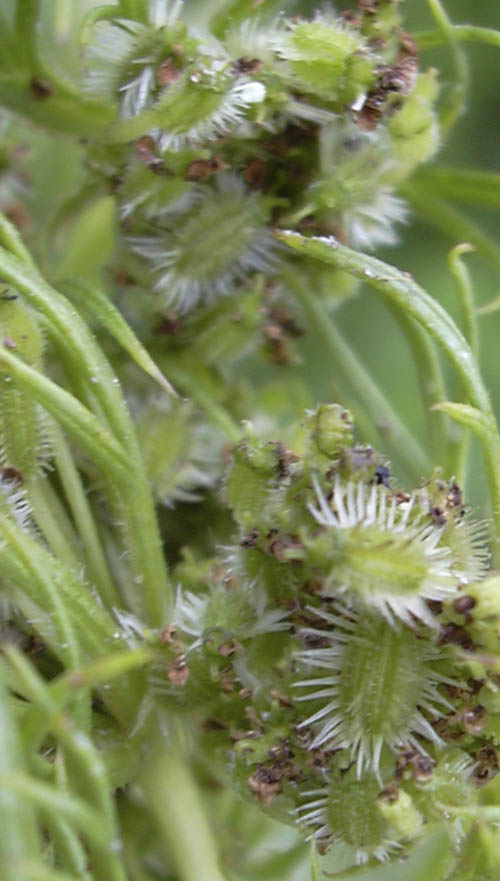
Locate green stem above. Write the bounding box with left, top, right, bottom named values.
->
left=52, top=425, right=120, bottom=609
left=447, top=245, right=478, bottom=486
left=141, top=745, right=228, bottom=881
left=0, top=213, right=35, bottom=268
left=0, top=773, right=112, bottom=853
left=286, top=275, right=431, bottom=482
left=0, top=670, right=40, bottom=881
left=27, top=477, right=83, bottom=573
left=384, top=302, right=453, bottom=471
left=0, top=514, right=80, bottom=669
left=119, top=0, right=149, bottom=21
left=416, top=25, right=500, bottom=53
left=448, top=244, right=478, bottom=358
left=425, top=0, right=468, bottom=133
left=276, top=231, right=500, bottom=555
left=45, top=752, right=91, bottom=881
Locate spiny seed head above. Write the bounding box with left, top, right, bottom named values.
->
left=294, top=605, right=454, bottom=775
left=130, top=174, right=277, bottom=311
left=276, top=15, right=374, bottom=106
left=155, top=75, right=267, bottom=151
left=416, top=749, right=477, bottom=828
left=0, top=292, right=53, bottom=478
left=0, top=468, right=32, bottom=533
left=308, top=474, right=481, bottom=624
left=297, top=771, right=399, bottom=862
left=174, top=582, right=288, bottom=644
left=84, top=2, right=185, bottom=114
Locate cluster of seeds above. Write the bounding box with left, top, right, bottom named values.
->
left=83, top=0, right=440, bottom=312
left=157, top=404, right=500, bottom=870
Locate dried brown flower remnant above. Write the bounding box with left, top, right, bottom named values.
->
left=30, top=77, right=53, bottom=100
left=167, top=654, right=189, bottom=687
left=157, top=57, right=181, bottom=86
left=231, top=57, right=263, bottom=75
left=247, top=765, right=282, bottom=805
left=184, top=156, right=227, bottom=182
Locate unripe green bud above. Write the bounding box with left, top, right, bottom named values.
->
left=377, top=785, right=423, bottom=841
left=304, top=403, right=353, bottom=460
left=281, top=18, right=374, bottom=106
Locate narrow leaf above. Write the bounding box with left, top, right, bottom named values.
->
left=62, top=279, right=177, bottom=396
left=0, top=343, right=130, bottom=482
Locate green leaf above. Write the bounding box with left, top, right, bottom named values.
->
left=0, top=344, right=130, bottom=483
left=310, top=841, right=324, bottom=881
left=431, top=400, right=500, bottom=456
left=0, top=669, right=40, bottom=881
left=62, top=279, right=177, bottom=396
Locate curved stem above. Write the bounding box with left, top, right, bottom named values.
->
left=141, top=743, right=229, bottom=881
left=52, top=425, right=120, bottom=610
left=276, top=231, right=500, bottom=554
left=425, top=0, right=468, bottom=133
left=384, top=302, right=453, bottom=470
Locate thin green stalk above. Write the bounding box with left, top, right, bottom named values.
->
left=286, top=274, right=431, bottom=481
left=447, top=245, right=478, bottom=486
left=61, top=280, right=176, bottom=396
left=0, top=772, right=112, bottom=852
left=0, top=514, right=80, bottom=670
left=26, top=477, right=83, bottom=574
left=0, top=213, right=36, bottom=268
left=53, top=721, right=127, bottom=881
left=416, top=25, right=500, bottom=53
left=141, top=745, right=229, bottom=881
left=276, top=231, right=500, bottom=555
left=384, top=302, right=453, bottom=470
left=448, top=244, right=478, bottom=358
left=426, top=0, right=468, bottom=132
left=52, top=425, right=120, bottom=609
left=0, top=530, right=144, bottom=726
left=119, top=0, right=149, bottom=21
left=45, top=753, right=91, bottom=881
left=0, top=670, right=40, bottom=881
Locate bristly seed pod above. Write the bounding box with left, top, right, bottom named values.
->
left=130, top=174, right=277, bottom=311
left=0, top=291, right=52, bottom=479
left=294, top=604, right=455, bottom=775
left=308, top=473, right=481, bottom=624
left=297, top=771, right=400, bottom=862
